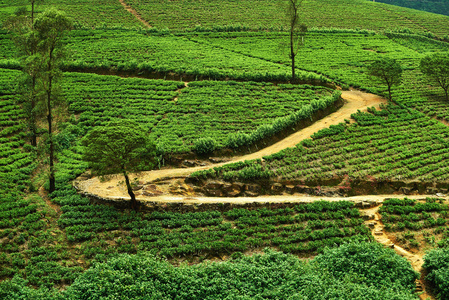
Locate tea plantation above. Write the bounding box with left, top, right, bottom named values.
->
left=1, top=0, right=449, bottom=298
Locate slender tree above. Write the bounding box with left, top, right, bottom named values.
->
left=420, top=52, right=449, bottom=102
left=286, top=0, right=307, bottom=83
left=367, top=57, right=402, bottom=101
left=33, top=8, right=72, bottom=193
left=82, top=121, right=157, bottom=210
left=5, top=7, right=41, bottom=146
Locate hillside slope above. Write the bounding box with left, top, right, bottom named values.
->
left=369, top=0, right=449, bottom=16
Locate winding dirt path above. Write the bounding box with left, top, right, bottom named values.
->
left=76, top=90, right=386, bottom=199
left=74, top=89, right=440, bottom=298
left=363, top=204, right=434, bottom=300
left=119, top=0, right=152, bottom=28
left=75, top=91, right=387, bottom=202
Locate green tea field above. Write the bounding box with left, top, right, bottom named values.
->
left=1, top=0, right=449, bottom=299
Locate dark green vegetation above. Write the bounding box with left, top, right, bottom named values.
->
left=0, top=67, right=83, bottom=288
left=193, top=104, right=449, bottom=182
left=82, top=120, right=156, bottom=208
left=367, top=57, right=402, bottom=100
left=123, top=0, right=449, bottom=37
left=369, top=0, right=449, bottom=17
left=62, top=73, right=336, bottom=153
left=0, top=0, right=141, bottom=29
left=0, top=243, right=419, bottom=300
left=380, top=198, right=449, bottom=250
left=1, top=0, right=449, bottom=298
left=420, top=52, right=449, bottom=101
left=0, top=69, right=34, bottom=193
left=423, top=248, right=449, bottom=299
left=56, top=198, right=370, bottom=256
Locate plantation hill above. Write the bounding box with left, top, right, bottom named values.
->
left=366, top=0, right=449, bottom=17
left=1, top=0, right=449, bottom=299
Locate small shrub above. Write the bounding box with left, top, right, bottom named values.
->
left=193, top=137, right=217, bottom=155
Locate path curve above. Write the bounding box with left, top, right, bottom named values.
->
left=364, top=205, right=434, bottom=300
left=119, top=0, right=152, bottom=28
left=77, top=90, right=386, bottom=199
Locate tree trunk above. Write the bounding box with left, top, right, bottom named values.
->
left=290, top=17, right=296, bottom=83
left=31, top=0, right=35, bottom=28
left=31, top=76, right=37, bottom=147
left=387, top=84, right=392, bottom=101
left=123, top=171, right=137, bottom=210
left=291, top=50, right=296, bottom=83
left=289, top=0, right=298, bottom=83
left=48, top=82, right=55, bottom=193
left=47, top=50, right=55, bottom=194
left=445, top=88, right=448, bottom=102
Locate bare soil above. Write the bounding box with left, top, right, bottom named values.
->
left=363, top=204, right=435, bottom=300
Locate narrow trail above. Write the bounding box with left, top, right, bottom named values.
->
left=363, top=204, right=434, bottom=300
left=76, top=90, right=387, bottom=199
left=119, top=0, right=152, bottom=28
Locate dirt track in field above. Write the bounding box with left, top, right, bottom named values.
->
left=74, top=89, right=444, bottom=297
left=119, top=0, right=152, bottom=28
left=363, top=204, right=434, bottom=300
left=77, top=90, right=386, bottom=200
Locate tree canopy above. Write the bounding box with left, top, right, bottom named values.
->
left=367, top=57, right=402, bottom=100
left=420, top=52, right=449, bottom=101
left=82, top=120, right=156, bottom=209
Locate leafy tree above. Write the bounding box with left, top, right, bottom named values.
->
left=367, top=57, right=402, bottom=101
left=33, top=8, right=72, bottom=193
left=5, top=5, right=41, bottom=146
left=82, top=120, right=157, bottom=209
left=30, top=0, right=44, bottom=28
left=420, top=52, right=449, bottom=102
left=285, top=0, right=307, bottom=83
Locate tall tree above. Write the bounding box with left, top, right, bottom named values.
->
left=367, top=57, right=402, bottom=101
left=34, top=8, right=72, bottom=193
left=82, top=121, right=157, bottom=210
left=286, top=0, right=307, bottom=83
left=5, top=6, right=41, bottom=146
left=420, top=52, right=449, bottom=102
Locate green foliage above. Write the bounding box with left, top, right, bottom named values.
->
left=193, top=137, right=217, bottom=155
left=82, top=120, right=156, bottom=177
left=52, top=242, right=418, bottom=299
left=424, top=248, right=449, bottom=299
left=367, top=57, right=402, bottom=100
left=420, top=52, right=449, bottom=101
left=0, top=276, right=55, bottom=300
left=209, top=104, right=449, bottom=183
left=0, top=0, right=142, bottom=29
left=122, top=0, right=449, bottom=37
left=82, top=119, right=156, bottom=206
left=0, top=0, right=448, bottom=294
left=63, top=74, right=334, bottom=153
left=313, top=242, right=419, bottom=291
left=370, top=0, right=449, bottom=17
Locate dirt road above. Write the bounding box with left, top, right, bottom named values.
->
left=76, top=90, right=387, bottom=200
left=363, top=205, right=434, bottom=300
